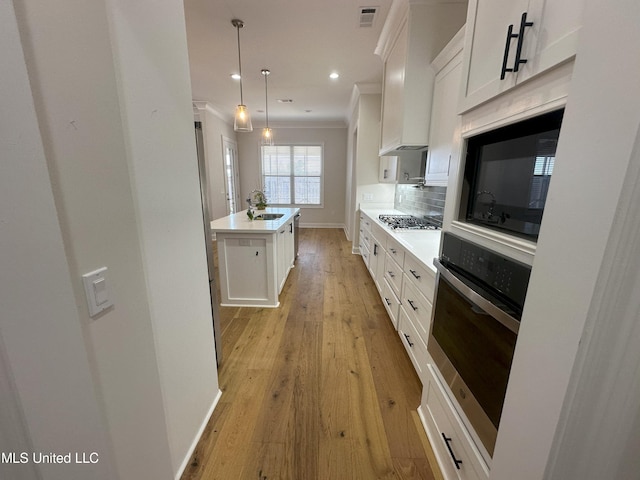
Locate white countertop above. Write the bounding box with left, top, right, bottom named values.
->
left=210, top=207, right=300, bottom=234
left=360, top=207, right=442, bottom=274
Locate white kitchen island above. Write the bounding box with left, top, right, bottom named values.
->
left=210, top=207, right=299, bottom=307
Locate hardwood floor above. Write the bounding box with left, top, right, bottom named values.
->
left=181, top=228, right=442, bottom=480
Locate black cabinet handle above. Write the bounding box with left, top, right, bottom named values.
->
left=513, top=12, right=534, bottom=72
left=387, top=271, right=395, bottom=278
left=409, top=269, right=420, bottom=279
left=407, top=299, right=418, bottom=311
left=403, top=333, right=414, bottom=347
left=441, top=433, right=463, bottom=470
left=501, top=12, right=534, bottom=80
left=373, top=244, right=378, bottom=256
left=290, top=223, right=293, bottom=233
left=500, top=23, right=518, bottom=80
left=384, top=297, right=391, bottom=306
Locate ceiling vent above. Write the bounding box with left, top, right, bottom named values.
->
left=359, top=7, right=378, bottom=28
left=277, top=99, right=294, bottom=104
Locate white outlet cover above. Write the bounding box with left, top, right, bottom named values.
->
left=82, top=267, right=113, bottom=317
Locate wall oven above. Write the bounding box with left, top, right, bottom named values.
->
left=427, top=232, right=531, bottom=457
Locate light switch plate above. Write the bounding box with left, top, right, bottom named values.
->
left=82, top=267, right=113, bottom=317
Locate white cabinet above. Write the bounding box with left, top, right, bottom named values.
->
left=420, top=365, right=489, bottom=480
left=276, top=219, right=295, bottom=294
left=379, top=155, right=398, bottom=183
left=459, top=0, right=584, bottom=112
left=425, top=29, right=464, bottom=187
left=377, top=2, right=467, bottom=155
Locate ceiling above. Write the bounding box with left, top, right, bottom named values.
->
left=183, top=0, right=394, bottom=127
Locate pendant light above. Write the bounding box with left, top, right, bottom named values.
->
left=231, top=19, right=252, bottom=132
left=261, top=69, right=273, bottom=145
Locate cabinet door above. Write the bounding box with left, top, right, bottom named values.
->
left=459, top=0, right=527, bottom=112
left=426, top=50, right=463, bottom=186
left=516, top=0, right=584, bottom=84
left=380, top=21, right=408, bottom=153
left=460, top=0, right=583, bottom=113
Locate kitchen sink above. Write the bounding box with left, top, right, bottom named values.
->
left=253, top=213, right=284, bottom=220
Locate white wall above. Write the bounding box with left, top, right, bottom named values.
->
left=1, top=2, right=117, bottom=478
left=6, top=0, right=220, bottom=478
left=237, top=126, right=348, bottom=227
left=346, top=89, right=396, bottom=246
left=106, top=0, right=221, bottom=475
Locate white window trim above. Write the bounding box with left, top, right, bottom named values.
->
left=260, top=143, right=325, bottom=208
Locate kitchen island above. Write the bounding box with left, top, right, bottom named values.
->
left=210, top=207, right=299, bottom=307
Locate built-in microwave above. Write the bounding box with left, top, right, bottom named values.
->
left=459, top=109, right=564, bottom=241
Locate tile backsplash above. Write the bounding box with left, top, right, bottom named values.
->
left=394, top=184, right=446, bottom=226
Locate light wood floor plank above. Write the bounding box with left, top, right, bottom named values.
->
left=182, top=228, right=441, bottom=480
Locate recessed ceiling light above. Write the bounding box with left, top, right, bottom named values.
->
left=329, top=72, right=339, bottom=79
left=230, top=73, right=241, bottom=80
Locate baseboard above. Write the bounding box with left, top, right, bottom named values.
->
left=175, top=388, right=222, bottom=480
left=300, top=223, right=345, bottom=229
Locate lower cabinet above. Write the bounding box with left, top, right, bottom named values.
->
left=397, top=306, right=429, bottom=382
left=419, top=365, right=489, bottom=480
left=381, top=278, right=401, bottom=329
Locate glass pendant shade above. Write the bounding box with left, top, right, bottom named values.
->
left=261, top=127, right=273, bottom=145
left=260, top=68, right=273, bottom=145
left=234, top=104, right=252, bottom=132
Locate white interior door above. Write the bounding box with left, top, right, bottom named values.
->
left=222, top=136, right=240, bottom=214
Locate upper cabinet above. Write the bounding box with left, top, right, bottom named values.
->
left=425, top=27, right=464, bottom=186
left=459, top=0, right=585, bottom=113
left=376, top=0, right=467, bottom=156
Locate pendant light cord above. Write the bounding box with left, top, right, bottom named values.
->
left=263, top=70, right=270, bottom=129
left=233, top=19, right=245, bottom=105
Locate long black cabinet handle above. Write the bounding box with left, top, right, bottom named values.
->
left=409, top=269, right=420, bottom=279
left=513, top=12, right=534, bottom=72
left=384, top=297, right=392, bottom=306
left=500, top=23, right=518, bottom=80
left=407, top=299, right=418, bottom=311
left=403, top=333, right=414, bottom=347
left=441, top=433, right=463, bottom=470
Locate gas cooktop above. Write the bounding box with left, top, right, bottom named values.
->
left=378, top=214, right=441, bottom=230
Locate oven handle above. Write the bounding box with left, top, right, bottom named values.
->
left=434, top=258, right=520, bottom=335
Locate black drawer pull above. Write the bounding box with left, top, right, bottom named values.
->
left=513, top=12, right=534, bottom=72
left=384, top=297, right=392, bottom=306
left=441, top=433, right=463, bottom=470
left=500, top=23, right=518, bottom=80
left=407, top=299, right=418, bottom=311
left=389, top=248, right=397, bottom=254
left=387, top=271, right=395, bottom=278
left=403, top=333, right=414, bottom=347
left=409, top=269, right=421, bottom=279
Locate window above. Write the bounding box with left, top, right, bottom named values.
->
left=261, top=145, right=323, bottom=206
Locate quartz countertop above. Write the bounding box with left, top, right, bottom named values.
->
left=360, top=207, right=442, bottom=274
left=210, top=207, right=300, bottom=234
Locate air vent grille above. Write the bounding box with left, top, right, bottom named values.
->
left=359, top=6, right=378, bottom=28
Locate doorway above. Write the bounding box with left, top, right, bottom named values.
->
left=222, top=136, right=241, bottom=215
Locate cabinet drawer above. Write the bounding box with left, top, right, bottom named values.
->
left=362, top=228, right=371, bottom=250
left=404, top=254, right=436, bottom=302
left=361, top=243, right=370, bottom=267
left=398, top=306, right=429, bottom=383
left=361, top=214, right=372, bottom=232
left=384, top=254, right=403, bottom=298
left=386, top=236, right=405, bottom=266
left=381, top=278, right=401, bottom=329
left=371, top=222, right=387, bottom=250
left=422, top=366, right=489, bottom=480
left=401, top=275, right=433, bottom=342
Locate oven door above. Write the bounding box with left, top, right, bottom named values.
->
left=427, top=258, right=519, bottom=458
